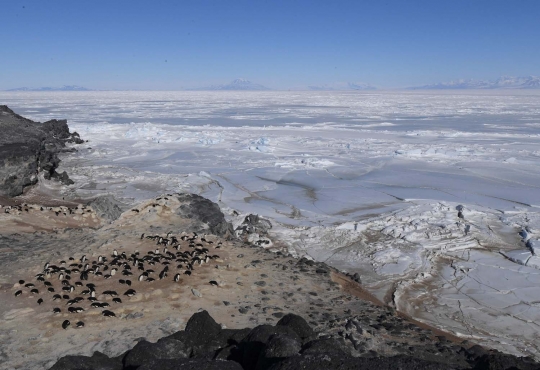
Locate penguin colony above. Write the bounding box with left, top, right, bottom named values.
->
left=13, top=230, right=224, bottom=330
left=0, top=203, right=91, bottom=216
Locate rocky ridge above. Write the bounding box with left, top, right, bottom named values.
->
left=0, top=105, right=83, bottom=197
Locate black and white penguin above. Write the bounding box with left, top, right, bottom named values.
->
left=112, top=298, right=122, bottom=304
left=62, top=320, right=70, bottom=329
left=75, top=321, right=84, bottom=328
left=102, top=310, right=116, bottom=317
left=173, top=273, right=181, bottom=282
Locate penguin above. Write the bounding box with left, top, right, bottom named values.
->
left=113, top=249, right=118, bottom=257
left=62, top=320, right=70, bottom=329
left=184, top=271, right=192, bottom=276
left=209, top=280, right=218, bottom=286
left=53, top=294, right=62, bottom=301
left=102, top=310, right=116, bottom=317
left=173, top=273, right=181, bottom=282
left=53, top=308, right=62, bottom=314
left=48, top=287, right=55, bottom=293
left=140, top=233, right=145, bottom=240
left=75, top=321, right=84, bottom=328
left=81, top=255, right=87, bottom=263
left=124, top=289, right=136, bottom=297
left=30, top=288, right=39, bottom=294
left=37, top=298, right=44, bottom=305
left=18, top=280, right=25, bottom=285
left=112, top=298, right=122, bottom=304
left=91, top=302, right=102, bottom=308
left=101, top=302, right=110, bottom=308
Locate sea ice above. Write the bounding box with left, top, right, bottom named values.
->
left=2, top=90, right=540, bottom=359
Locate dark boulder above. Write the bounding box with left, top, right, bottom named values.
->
left=276, top=313, right=315, bottom=340
left=48, top=351, right=122, bottom=370
left=239, top=325, right=301, bottom=370
left=88, top=195, right=125, bottom=222
left=268, top=354, right=461, bottom=370
left=472, top=351, right=539, bottom=370
left=123, top=338, right=190, bottom=369
left=137, top=358, right=243, bottom=370
left=166, top=311, right=250, bottom=358
left=256, top=333, right=302, bottom=370
left=300, top=338, right=349, bottom=356
left=174, top=194, right=234, bottom=237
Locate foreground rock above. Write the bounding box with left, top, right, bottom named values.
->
left=0, top=105, right=83, bottom=197
left=49, top=311, right=539, bottom=370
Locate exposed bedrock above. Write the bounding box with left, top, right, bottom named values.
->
left=49, top=311, right=539, bottom=370
left=174, top=193, right=234, bottom=237
left=0, top=105, right=83, bottom=197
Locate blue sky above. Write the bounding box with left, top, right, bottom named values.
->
left=1, top=0, right=539, bottom=90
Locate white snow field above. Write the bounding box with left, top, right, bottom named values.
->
left=3, top=90, right=540, bottom=358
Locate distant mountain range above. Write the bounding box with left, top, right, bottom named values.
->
left=411, top=76, right=540, bottom=90
left=190, top=78, right=270, bottom=91
left=6, top=85, right=92, bottom=91
left=307, top=82, right=376, bottom=91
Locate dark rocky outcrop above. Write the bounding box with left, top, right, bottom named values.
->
left=88, top=195, right=125, bottom=222
left=174, top=193, right=234, bottom=237
left=235, top=214, right=272, bottom=236
left=48, top=311, right=540, bottom=370
left=49, top=351, right=123, bottom=370
left=0, top=105, right=83, bottom=197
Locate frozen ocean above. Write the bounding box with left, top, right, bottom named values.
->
left=3, top=89, right=540, bottom=358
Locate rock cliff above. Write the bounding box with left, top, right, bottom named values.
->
left=0, top=105, right=83, bottom=196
